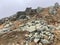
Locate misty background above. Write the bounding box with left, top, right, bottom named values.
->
left=0, top=0, right=60, bottom=19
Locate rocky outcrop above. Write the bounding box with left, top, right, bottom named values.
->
left=0, top=2, right=60, bottom=45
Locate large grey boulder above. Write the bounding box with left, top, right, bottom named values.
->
left=0, top=17, right=9, bottom=24
left=36, top=7, right=43, bottom=13
left=0, top=19, right=5, bottom=24
left=25, top=7, right=32, bottom=15
left=18, top=15, right=26, bottom=19
left=9, top=15, right=17, bottom=21
left=54, top=2, right=60, bottom=8
left=48, top=6, right=57, bottom=15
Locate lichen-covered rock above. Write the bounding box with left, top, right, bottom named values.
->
left=48, top=7, right=57, bottom=15
left=54, top=2, right=60, bottom=8
left=36, top=7, right=43, bottom=13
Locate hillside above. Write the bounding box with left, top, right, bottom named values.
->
left=0, top=2, right=60, bottom=45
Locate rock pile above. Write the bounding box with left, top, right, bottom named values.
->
left=18, top=19, right=55, bottom=45
left=0, top=2, right=60, bottom=45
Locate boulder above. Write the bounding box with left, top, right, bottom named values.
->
left=36, top=7, right=43, bottom=13
left=54, top=2, right=60, bottom=8
left=48, top=7, right=57, bottom=15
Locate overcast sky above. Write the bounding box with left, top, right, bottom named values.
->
left=0, top=0, right=60, bottom=19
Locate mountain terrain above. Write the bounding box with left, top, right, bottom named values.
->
left=0, top=2, right=60, bottom=45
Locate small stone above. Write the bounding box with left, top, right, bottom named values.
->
left=28, top=33, right=33, bottom=37
left=26, top=26, right=36, bottom=32
left=39, top=42, right=42, bottom=45
left=34, top=38, right=40, bottom=43
left=25, top=34, right=29, bottom=37
left=25, top=41, right=29, bottom=45
left=41, top=39, right=50, bottom=44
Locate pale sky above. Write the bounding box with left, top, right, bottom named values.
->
left=0, top=0, right=60, bottom=19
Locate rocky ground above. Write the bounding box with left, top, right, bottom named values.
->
left=0, top=2, right=60, bottom=45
